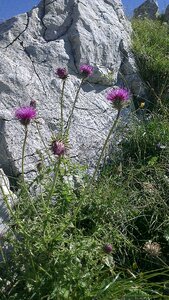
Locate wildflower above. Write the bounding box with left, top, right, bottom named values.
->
left=80, top=64, right=94, bottom=77
left=143, top=240, right=161, bottom=257
left=30, top=99, right=37, bottom=109
left=52, top=140, right=65, bottom=156
left=106, top=88, right=129, bottom=110
left=139, top=101, right=145, bottom=109
left=103, top=244, right=113, bottom=254
left=56, top=67, right=68, bottom=79
left=15, top=106, right=36, bottom=126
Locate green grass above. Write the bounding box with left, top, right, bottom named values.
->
left=132, top=19, right=169, bottom=110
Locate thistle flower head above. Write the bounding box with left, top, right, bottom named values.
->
left=143, top=240, right=161, bottom=257
left=103, top=244, right=113, bottom=254
left=80, top=64, right=94, bottom=77
left=56, top=67, right=68, bottom=79
left=15, top=106, right=36, bottom=126
left=52, top=140, right=65, bottom=156
left=106, top=88, right=129, bottom=110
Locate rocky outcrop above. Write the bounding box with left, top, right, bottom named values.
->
left=0, top=169, right=17, bottom=235
left=0, top=0, right=145, bottom=185
left=133, top=0, right=159, bottom=20
left=164, top=5, right=169, bottom=22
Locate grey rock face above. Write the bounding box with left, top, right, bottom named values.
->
left=0, top=169, right=17, bottom=235
left=164, top=5, right=169, bottom=22
left=0, top=0, right=144, bottom=184
left=133, top=0, right=159, bottom=20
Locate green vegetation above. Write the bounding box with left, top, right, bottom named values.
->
left=132, top=19, right=169, bottom=110
left=0, top=18, right=169, bottom=299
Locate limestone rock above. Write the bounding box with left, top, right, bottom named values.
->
left=0, top=0, right=145, bottom=185
left=164, top=5, right=169, bottom=22
left=133, top=0, right=159, bottom=20
left=0, top=169, right=17, bottom=235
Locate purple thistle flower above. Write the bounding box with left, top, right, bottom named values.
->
left=107, top=88, right=129, bottom=102
left=103, top=244, right=113, bottom=254
left=106, top=88, right=129, bottom=110
left=56, top=67, right=68, bottom=79
left=52, top=140, right=65, bottom=156
left=15, top=106, right=36, bottom=126
left=79, top=64, right=94, bottom=77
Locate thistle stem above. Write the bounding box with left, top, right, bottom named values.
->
left=47, top=157, right=61, bottom=205
left=91, top=109, right=121, bottom=184
left=35, top=121, right=52, bottom=163
left=60, top=79, right=66, bottom=136
left=65, top=77, right=85, bottom=135
left=21, top=125, right=28, bottom=182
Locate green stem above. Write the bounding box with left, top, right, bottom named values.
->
left=35, top=121, right=52, bottom=163
left=47, top=157, right=61, bottom=205
left=60, top=79, right=66, bottom=136
left=91, top=109, right=121, bottom=184
left=65, top=77, right=85, bottom=135
left=22, top=126, right=28, bottom=182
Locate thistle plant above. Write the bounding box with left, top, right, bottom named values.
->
left=56, top=67, right=68, bottom=136
left=79, top=64, right=94, bottom=77
left=3, top=56, right=169, bottom=300
left=56, top=67, right=68, bottom=80
left=0, top=16, right=168, bottom=298
left=15, top=106, right=36, bottom=181
left=47, top=139, right=66, bottom=203
left=47, top=69, right=69, bottom=200
left=103, top=243, right=113, bottom=254
left=52, top=140, right=66, bottom=156
left=91, top=88, right=130, bottom=183
left=65, top=64, right=94, bottom=134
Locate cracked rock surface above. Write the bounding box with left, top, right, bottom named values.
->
left=0, top=0, right=144, bottom=183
